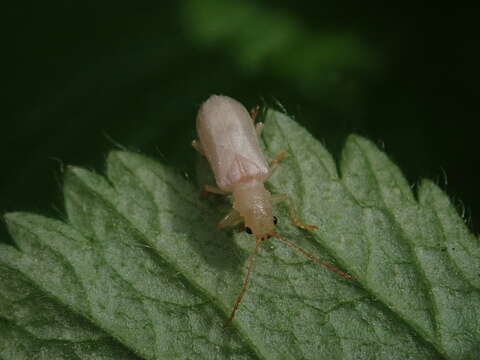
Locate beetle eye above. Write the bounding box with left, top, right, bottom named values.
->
left=273, top=216, right=278, bottom=225
left=245, top=227, right=252, bottom=234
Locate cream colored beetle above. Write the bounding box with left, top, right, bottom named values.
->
left=193, top=95, right=354, bottom=327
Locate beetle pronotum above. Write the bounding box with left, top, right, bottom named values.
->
left=193, top=95, right=354, bottom=327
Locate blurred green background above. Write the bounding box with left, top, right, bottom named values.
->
left=2, top=1, right=479, bottom=243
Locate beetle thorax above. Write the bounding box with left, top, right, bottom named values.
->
left=232, top=180, right=274, bottom=240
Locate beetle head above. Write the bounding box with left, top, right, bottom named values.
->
left=233, top=181, right=275, bottom=240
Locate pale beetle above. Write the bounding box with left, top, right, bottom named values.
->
left=193, top=95, right=354, bottom=327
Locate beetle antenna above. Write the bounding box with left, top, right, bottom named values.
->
left=224, top=239, right=264, bottom=328
left=273, top=233, right=355, bottom=281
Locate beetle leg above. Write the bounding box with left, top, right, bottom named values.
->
left=200, top=184, right=228, bottom=199
left=250, top=105, right=260, bottom=122
left=271, top=193, right=318, bottom=232
left=218, top=209, right=243, bottom=229
left=250, top=105, right=265, bottom=137
left=267, top=150, right=288, bottom=179
left=255, top=122, right=264, bottom=137
left=200, top=184, right=229, bottom=199
left=192, top=139, right=205, bottom=156
left=203, top=184, right=228, bottom=195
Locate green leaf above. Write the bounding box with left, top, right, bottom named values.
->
left=1, top=110, right=479, bottom=359
left=0, top=243, right=141, bottom=359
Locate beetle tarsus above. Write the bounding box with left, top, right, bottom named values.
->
left=292, top=218, right=318, bottom=232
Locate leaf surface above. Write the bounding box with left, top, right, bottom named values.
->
left=1, top=110, right=478, bottom=359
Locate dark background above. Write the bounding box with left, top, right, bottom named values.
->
left=2, top=1, right=479, bottom=243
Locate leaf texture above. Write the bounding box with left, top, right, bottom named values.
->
left=1, top=110, right=478, bottom=359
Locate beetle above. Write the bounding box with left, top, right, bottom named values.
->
left=193, top=95, right=354, bottom=327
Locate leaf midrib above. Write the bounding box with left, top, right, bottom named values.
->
left=92, top=157, right=265, bottom=360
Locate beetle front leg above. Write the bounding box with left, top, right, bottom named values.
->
left=271, top=193, right=318, bottom=232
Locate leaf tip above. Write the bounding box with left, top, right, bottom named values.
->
left=64, top=165, right=103, bottom=189
left=106, top=150, right=146, bottom=170
left=417, top=178, right=442, bottom=204
left=419, top=177, right=436, bottom=189
left=345, top=133, right=376, bottom=149
left=107, top=150, right=128, bottom=163
left=4, top=211, right=30, bottom=227
left=3, top=212, right=44, bottom=240
left=65, top=165, right=86, bottom=177
left=265, top=107, right=293, bottom=125
left=342, top=134, right=371, bottom=164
